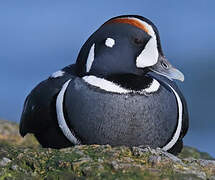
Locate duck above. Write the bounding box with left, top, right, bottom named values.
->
left=20, top=15, right=189, bottom=155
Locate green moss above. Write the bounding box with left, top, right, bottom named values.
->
left=0, top=120, right=215, bottom=179
left=0, top=144, right=214, bottom=179
left=179, top=146, right=214, bottom=160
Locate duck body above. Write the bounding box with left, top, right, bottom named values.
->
left=65, top=74, right=177, bottom=147
left=20, top=15, right=189, bottom=155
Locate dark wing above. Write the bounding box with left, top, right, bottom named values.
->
left=164, top=79, right=189, bottom=140
left=167, top=81, right=189, bottom=155
left=168, top=83, right=189, bottom=155
left=164, top=79, right=189, bottom=155
left=19, top=64, right=77, bottom=148
left=148, top=72, right=189, bottom=155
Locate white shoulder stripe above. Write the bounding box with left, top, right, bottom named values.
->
left=51, top=70, right=65, bottom=78
left=162, top=85, right=183, bottom=151
left=86, top=44, right=95, bottom=72
left=56, top=79, right=80, bottom=145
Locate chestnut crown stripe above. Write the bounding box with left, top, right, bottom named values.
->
left=107, top=17, right=158, bottom=68
left=106, top=17, right=150, bottom=35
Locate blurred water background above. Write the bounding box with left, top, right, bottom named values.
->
left=0, top=1, right=214, bottom=155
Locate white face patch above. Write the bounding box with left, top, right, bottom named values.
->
left=86, top=43, right=95, bottom=72
left=118, top=17, right=159, bottom=69
left=56, top=79, right=81, bottom=145
left=82, top=75, right=160, bottom=94
left=51, top=70, right=65, bottom=78
left=136, top=37, right=159, bottom=68
left=105, top=38, right=115, bottom=48
left=162, top=84, right=183, bottom=151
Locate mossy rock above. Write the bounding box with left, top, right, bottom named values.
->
left=0, top=119, right=214, bottom=180
left=0, top=119, right=39, bottom=148
left=179, top=146, right=214, bottom=160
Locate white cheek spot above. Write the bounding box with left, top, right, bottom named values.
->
left=82, top=75, right=130, bottom=94
left=162, top=84, right=183, bottom=151
left=56, top=79, right=81, bottom=145
left=51, top=70, right=65, bottom=78
left=86, top=43, right=95, bottom=72
left=105, top=38, right=115, bottom=48
left=144, top=79, right=160, bottom=93
left=136, top=37, right=159, bottom=68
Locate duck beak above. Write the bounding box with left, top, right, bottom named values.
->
left=149, top=56, right=184, bottom=82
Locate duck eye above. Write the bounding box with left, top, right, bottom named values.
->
left=161, top=61, right=169, bottom=69
left=134, top=38, right=144, bottom=45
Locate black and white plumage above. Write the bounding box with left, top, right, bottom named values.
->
left=20, top=15, right=189, bottom=155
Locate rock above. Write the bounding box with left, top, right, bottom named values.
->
left=0, top=157, right=11, bottom=166
left=148, top=155, right=161, bottom=165
left=179, top=146, right=214, bottom=160
left=0, top=119, right=39, bottom=147
left=0, top=119, right=214, bottom=179
left=11, top=164, right=19, bottom=171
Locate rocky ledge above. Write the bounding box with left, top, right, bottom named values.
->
left=0, top=119, right=214, bottom=180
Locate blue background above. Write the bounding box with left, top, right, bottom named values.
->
left=0, top=1, right=214, bottom=155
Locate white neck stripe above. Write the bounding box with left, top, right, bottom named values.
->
left=144, top=79, right=160, bottom=93
left=86, top=43, right=95, bottom=72
left=83, top=76, right=130, bottom=94
left=56, top=79, right=81, bottom=145
left=162, top=84, right=183, bottom=151
left=82, top=75, right=160, bottom=94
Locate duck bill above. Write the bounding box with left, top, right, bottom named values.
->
left=149, top=56, right=184, bottom=82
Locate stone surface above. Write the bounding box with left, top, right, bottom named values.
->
left=0, top=157, right=11, bottom=167
left=0, top=119, right=214, bottom=179
left=0, top=119, right=39, bottom=147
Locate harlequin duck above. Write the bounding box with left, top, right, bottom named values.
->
left=20, top=15, right=189, bottom=155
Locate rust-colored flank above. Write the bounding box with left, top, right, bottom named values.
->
left=106, top=18, right=149, bottom=34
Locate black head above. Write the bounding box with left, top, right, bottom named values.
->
left=76, top=15, right=184, bottom=82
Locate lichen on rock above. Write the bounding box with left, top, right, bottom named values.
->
left=0, top=119, right=214, bottom=180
